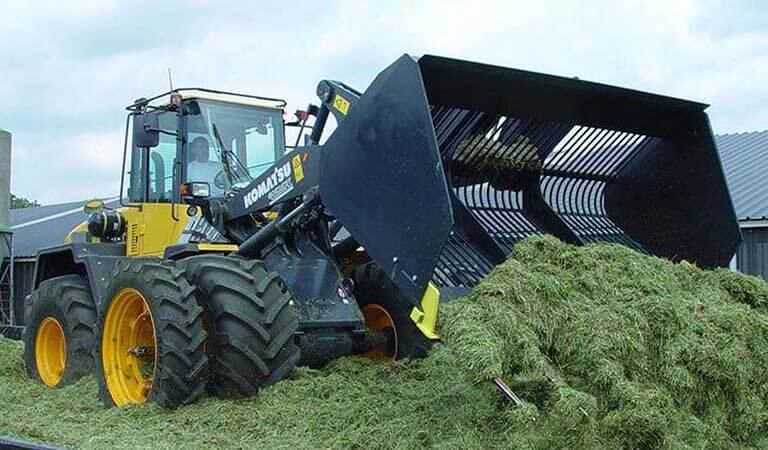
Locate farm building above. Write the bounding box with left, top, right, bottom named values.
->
left=716, top=130, right=768, bottom=279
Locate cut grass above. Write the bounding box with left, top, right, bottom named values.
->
left=442, top=236, right=768, bottom=449
left=2, top=236, right=768, bottom=449
left=0, top=341, right=502, bottom=450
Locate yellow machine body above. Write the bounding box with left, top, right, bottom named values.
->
left=65, top=203, right=238, bottom=258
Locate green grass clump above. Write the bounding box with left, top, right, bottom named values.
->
left=2, top=236, right=768, bottom=449
left=453, top=135, right=541, bottom=190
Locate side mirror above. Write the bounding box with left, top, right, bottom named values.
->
left=133, top=113, right=160, bottom=148
left=83, top=199, right=105, bottom=214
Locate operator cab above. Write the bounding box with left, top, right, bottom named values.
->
left=125, top=89, right=287, bottom=204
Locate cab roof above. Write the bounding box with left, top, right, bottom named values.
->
left=127, top=87, right=286, bottom=112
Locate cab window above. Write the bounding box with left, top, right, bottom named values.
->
left=148, top=131, right=177, bottom=202
left=183, top=100, right=284, bottom=195
left=243, top=120, right=280, bottom=177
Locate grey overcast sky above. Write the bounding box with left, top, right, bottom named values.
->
left=1, top=0, right=766, bottom=204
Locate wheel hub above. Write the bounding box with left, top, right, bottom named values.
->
left=35, top=317, right=67, bottom=387
left=361, top=303, right=398, bottom=361
left=102, top=288, right=157, bottom=406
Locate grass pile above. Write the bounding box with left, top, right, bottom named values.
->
left=442, top=236, right=768, bottom=448
left=2, top=236, right=768, bottom=449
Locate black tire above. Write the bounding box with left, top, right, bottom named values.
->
left=180, top=255, right=300, bottom=398
left=94, top=259, right=208, bottom=409
left=23, top=274, right=96, bottom=388
left=353, top=262, right=434, bottom=359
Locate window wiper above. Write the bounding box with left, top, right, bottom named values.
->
left=211, top=124, right=234, bottom=186
left=211, top=123, right=252, bottom=187
left=226, top=148, right=253, bottom=183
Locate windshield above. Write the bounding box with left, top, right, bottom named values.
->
left=183, top=99, right=285, bottom=196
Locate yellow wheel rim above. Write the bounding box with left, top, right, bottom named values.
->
left=102, top=288, right=157, bottom=406
left=362, top=304, right=398, bottom=361
left=35, top=317, right=66, bottom=387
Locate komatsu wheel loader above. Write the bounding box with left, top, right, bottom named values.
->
left=22, top=54, right=741, bottom=408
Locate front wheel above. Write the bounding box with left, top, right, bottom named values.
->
left=352, top=263, right=434, bottom=360
left=180, top=255, right=300, bottom=398
left=94, top=259, right=208, bottom=409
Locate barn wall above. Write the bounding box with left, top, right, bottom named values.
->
left=736, top=226, right=768, bottom=280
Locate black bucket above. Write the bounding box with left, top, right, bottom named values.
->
left=320, top=54, right=741, bottom=304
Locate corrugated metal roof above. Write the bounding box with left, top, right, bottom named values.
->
left=716, top=130, right=768, bottom=222
left=10, top=200, right=84, bottom=225
left=8, top=199, right=119, bottom=258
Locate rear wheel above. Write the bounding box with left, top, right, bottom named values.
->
left=353, top=263, right=434, bottom=360
left=180, top=255, right=300, bottom=398
left=23, top=275, right=96, bottom=388
left=94, top=259, right=207, bottom=409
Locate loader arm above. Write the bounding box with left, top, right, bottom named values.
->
left=222, top=146, right=320, bottom=220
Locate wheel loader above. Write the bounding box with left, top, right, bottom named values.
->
left=22, top=54, right=741, bottom=408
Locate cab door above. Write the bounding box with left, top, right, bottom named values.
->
left=124, top=110, right=189, bottom=257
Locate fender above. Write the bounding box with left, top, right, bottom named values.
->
left=34, top=243, right=125, bottom=307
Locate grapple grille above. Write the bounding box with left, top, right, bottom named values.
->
left=431, top=107, right=661, bottom=288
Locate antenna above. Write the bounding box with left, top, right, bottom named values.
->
left=167, top=67, right=174, bottom=90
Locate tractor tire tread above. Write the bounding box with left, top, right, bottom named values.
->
left=179, top=255, right=299, bottom=398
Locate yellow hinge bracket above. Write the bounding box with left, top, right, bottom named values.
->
left=410, top=282, right=440, bottom=340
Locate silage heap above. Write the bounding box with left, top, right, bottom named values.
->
left=1, top=236, right=767, bottom=449
left=442, top=235, right=768, bottom=448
